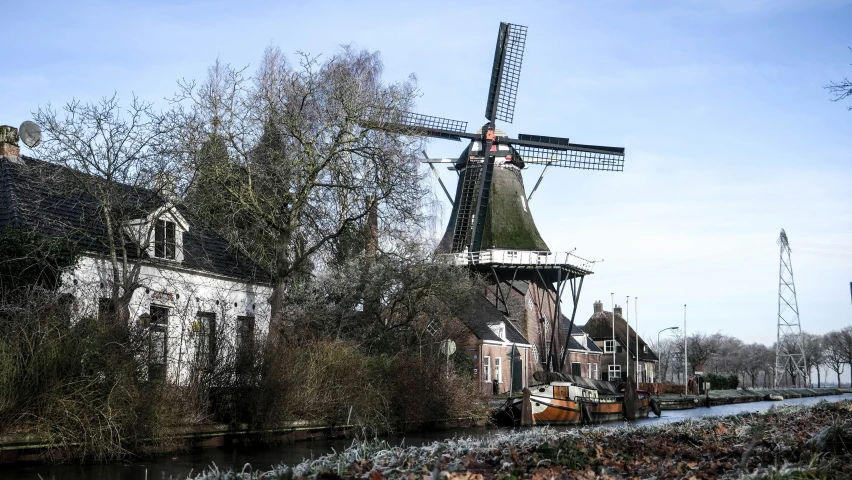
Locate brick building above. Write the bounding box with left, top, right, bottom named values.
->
left=581, top=301, right=658, bottom=382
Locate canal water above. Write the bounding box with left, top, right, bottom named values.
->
left=6, top=393, right=850, bottom=480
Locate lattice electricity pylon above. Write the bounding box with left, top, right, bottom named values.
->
left=775, top=229, right=808, bottom=387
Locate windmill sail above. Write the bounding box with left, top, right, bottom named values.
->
left=512, top=144, right=624, bottom=171
left=366, top=112, right=472, bottom=141
left=485, top=23, right=527, bottom=124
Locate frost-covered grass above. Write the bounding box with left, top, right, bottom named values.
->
left=188, top=400, right=852, bottom=479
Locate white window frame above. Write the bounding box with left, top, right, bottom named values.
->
left=587, top=363, right=592, bottom=378
left=488, top=322, right=505, bottom=340
left=604, top=340, right=615, bottom=353
left=594, top=363, right=599, bottom=380
left=483, top=356, right=491, bottom=383
left=154, top=219, right=177, bottom=260
left=494, top=357, right=502, bottom=383
left=608, top=364, right=621, bottom=379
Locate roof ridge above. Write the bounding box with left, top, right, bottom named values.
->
left=19, top=154, right=163, bottom=200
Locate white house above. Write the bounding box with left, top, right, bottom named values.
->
left=1, top=128, right=272, bottom=384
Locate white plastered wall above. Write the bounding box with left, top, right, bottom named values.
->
left=62, top=254, right=272, bottom=385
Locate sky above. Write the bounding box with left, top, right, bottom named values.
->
left=2, top=0, right=851, bottom=348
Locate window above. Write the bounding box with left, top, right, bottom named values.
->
left=488, top=323, right=505, bottom=340
left=494, top=357, right=502, bottom=383
left=236, top=315, right=255, bottom=377
left=483, top=356, right=491, bottom=382
left=425, top=320, right=441, bottom=337
left=608, top=364, right=621, bottom=380
left=531, top=344, right=539, bottom=363
left=98, top=297, right=114, bottom=322
left=155, top=219, right=176, bottom=259
left=195, top=312, right=216, bottom=373
left=587, top=363, right=592, bottom=378
left=571, top=362, right=581, bottom=376
left=594, top=363, right=599, bottom=380
left=148, top=305, right=169, bottom=381
left=604, top=340, right=615, bottom=353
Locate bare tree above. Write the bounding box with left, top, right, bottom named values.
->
left=740, top=343, right=773, bottom=388
left=683, top=332, right=720, bottom=376
left=172, top=46, right=427, bottom=338
left=32, top=94, right=174, bottom=324
left=648, top=336, right=676, bottom=382
left=827, top=48, right=852, bottom=110
left=824, top=331, right=846, bottom=387
left=802, top=332, right=825, bottom=388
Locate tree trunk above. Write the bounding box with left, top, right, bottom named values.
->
left=268, top=227, right=294, bottom=344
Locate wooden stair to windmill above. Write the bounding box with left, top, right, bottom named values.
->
left=449, top=163, right=482, bottom=252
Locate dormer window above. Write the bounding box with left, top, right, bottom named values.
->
left=155, top=220, right=176, bottom=259
left=127, top=204, right=189, bottom=263
left=488, top=322, right=506, bottom=340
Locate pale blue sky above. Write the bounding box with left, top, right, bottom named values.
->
left=2, top=0, right=851, bottom=346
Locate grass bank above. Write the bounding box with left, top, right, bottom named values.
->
left=189, top=399, right=852, bottom=479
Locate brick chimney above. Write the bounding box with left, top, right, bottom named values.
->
left=0, top=125, right=20, bottom=158
left=614, top=305, right=623, bottom=317
left=593, top=300, right=603, bottom=313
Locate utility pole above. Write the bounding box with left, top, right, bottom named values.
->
left=775, top=229, right=807, bottom=387
left=635, top=297, right=639, bottom=383
left=658, top=326, right=679, bottom=383
left=684, top=304, right=688, bottom=396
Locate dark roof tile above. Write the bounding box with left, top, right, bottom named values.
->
left=0, top=156, right=268, bottom=284
left=583, top=311, right=659, bottom=361
left=462, top=295, right=531, bottom=345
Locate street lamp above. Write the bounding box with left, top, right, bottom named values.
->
left=657, top=326, right=680, bottom=383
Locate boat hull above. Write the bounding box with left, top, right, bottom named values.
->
left=502, top=384, right=653, bottom=425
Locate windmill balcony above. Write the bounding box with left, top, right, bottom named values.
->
left=437, top=249, right=596, bottom=273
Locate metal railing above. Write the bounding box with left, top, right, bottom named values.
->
left=436, top=249, right=596, bottom=273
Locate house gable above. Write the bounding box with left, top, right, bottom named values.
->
left=581, top=302, right=659, bottom=363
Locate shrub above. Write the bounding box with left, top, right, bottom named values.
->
left=249, top=340, right=485, bottom=436
left=0, top=289, right=193, bottom=462
left=705, top=373, right=739, bottom=390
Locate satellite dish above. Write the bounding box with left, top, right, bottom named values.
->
left=440, top=339, right=456, bottom=356
left=19, top=121, right=41, bottom=148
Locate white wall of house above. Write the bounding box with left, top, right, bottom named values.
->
left=62, top=254, right=272, bottom=385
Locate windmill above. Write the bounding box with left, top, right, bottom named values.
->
left=380, top=23, right=625, bottom=374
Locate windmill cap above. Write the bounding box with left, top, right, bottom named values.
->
left=474, top=125, right=508, bottom=137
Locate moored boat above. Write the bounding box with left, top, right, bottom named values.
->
left=496, top=374, right=661, bottom=425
